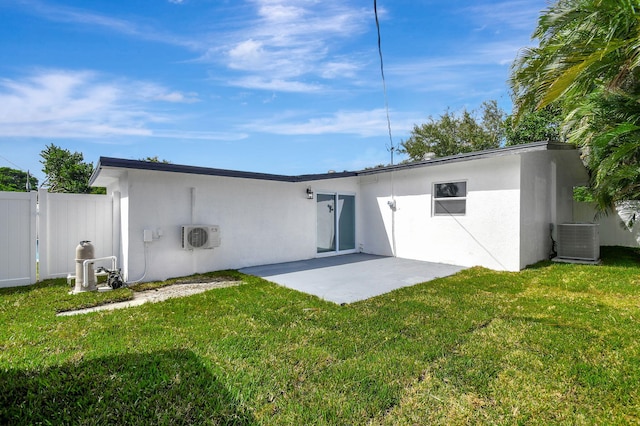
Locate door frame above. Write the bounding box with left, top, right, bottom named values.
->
left=315, top=191, right=357, bottom=257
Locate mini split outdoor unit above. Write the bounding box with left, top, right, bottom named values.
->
left=556, top=223, right=600, bottom=261
left=181, top=225, right=221, bottom=250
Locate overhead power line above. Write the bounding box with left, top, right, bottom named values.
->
left=0, top=155, right=26, bottom=171
left=374, top=0, right=395, bottom=165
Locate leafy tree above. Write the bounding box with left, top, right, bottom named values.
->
left=400, top=100, right=505, bottom=161
left=0, top=167, right=38, bottom=192
left=140, top=156, right=171, bottom=163
left=509, top=0, right=640, bottom=212
left=504, top=105, right=563, bottom=146
left=573, top=88, right=640, bottom=209
left=40, top=144, right=104, bottom=194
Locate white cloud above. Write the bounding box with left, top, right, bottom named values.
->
left=228, top=39, right=267, bottom=70
left=202, top=0, right=370, bottom=91
left=152, top=130, right=247, bottom=141
left=135, top=83, right=200, bottom=103
left=227, top=76, right=324, bottom=93
left=321, top=61, right=362, bottom=79
left=462, top=1, right=543, bottom=32
left=245, top=109, right=419, bottom=138
left=381, top=42, right=520, bottom=101
left=476, top=40, right=533, bottom=66
left=258, top=3, right=304, bottom=22
left=14, top=0, right=369, bottom=93
left=0, top=69, right=211, bottom=139
left=365, top=0, right=539, bottom=105
left=14, top=0, right=201, bottom=49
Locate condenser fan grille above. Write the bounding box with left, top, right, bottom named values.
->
left=557, top=223, right=599, bottom=261
left=188, top=227, right=208, bottom=248
left=181, top=225, right=220, bottom=250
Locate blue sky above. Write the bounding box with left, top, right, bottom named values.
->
left=0, top=0, right=546, bottom=185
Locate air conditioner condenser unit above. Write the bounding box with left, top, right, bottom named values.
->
left=181, top=225, right=221, bottom=250
left=556, top=223, right=599, bottom=261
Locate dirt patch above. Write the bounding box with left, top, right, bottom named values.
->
left=58, top=280, right=241, bottom=316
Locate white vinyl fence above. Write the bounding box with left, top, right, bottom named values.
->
left=38, top=189, right=114, bottom=281
left=574, top=201, right=640, bottom=247
left=0, top=190, right=114, bottom=288
left=0, top=192, right=37, bottom=287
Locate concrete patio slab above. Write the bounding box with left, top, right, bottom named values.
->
left=239, top=254, right=467, bottom=304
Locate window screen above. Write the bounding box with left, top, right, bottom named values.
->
left=433, top=181, right=466, bottom=215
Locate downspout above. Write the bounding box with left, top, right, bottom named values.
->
left=375, top=0, right=396, bottom=257
left=190, top=187, right=196, bottom=225
left=389, top=170, right=397, bottom=257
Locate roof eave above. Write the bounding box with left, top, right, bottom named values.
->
left=90, top=156, right=357, bottom=186
left=357, top=141, right=576, bottom=176
left=90, top=141, right=579, bottom=186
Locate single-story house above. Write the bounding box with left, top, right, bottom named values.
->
left=89, top=141, right=588, bottom=282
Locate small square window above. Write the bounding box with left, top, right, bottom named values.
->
left=433, top=181, right=466, bottom=216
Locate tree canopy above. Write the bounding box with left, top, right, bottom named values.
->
left=509, top=0, right=640, bottom=212
left=140, top=156, right=171, bottom=163
left=399, top=100, right=562, bottom=163
left=400, top=100, right=505, bottom=161
left=40, top=144, right=104, bottom=194
left=504, top=105, right=563, bottom=146
left=0, top=167, right=38, bottom=192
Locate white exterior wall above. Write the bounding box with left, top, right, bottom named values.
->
left=519, top=152, right=553, bottom=268
left=554, top=150, right=583, bottom=225
left=116, top=170, right=359, bottom=282
left=359, top=156, right=522, bottom=271
left=95, top=146, right=588, bottom=281
left=519, top=150, right=587, bottom=268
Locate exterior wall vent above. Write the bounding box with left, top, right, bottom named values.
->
left=557, top=223, right=599, bottom=261
left=181, top=225, right=221, bottom=250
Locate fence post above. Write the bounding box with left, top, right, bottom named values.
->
left=112, top=191, right=121, bottom=267
left=37, top=189, right=48, bottom=281
left=29, top=191, right=37, bottom=284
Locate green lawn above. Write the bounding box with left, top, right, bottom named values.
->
left=1, top=247, right=639, bottom=425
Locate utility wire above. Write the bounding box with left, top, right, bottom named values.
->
left=375, top=0, right=397, bottom=257
left=374, top=0, right=395, bottom=165
left=0, top=155, right=25, bottom=171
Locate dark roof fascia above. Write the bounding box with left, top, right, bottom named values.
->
left=357, top=141, right=576, bottom=176
left=297, top=171, right=357, bottom=182
left=90, top=156, right=356, bottom=186
left=90, top=141, right=576, bottom=186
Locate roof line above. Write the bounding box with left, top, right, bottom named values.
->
left=89, top=157, right=356, bottom=185
left=90, top=141, right=577, bottom=186
left=357, top=141, right=574, bottom=175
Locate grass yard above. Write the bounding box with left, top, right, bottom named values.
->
left=1, top=247, right=639, bottom=425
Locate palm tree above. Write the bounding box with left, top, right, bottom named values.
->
left=511, top=0, right=640, bottom=113
left=510, top=0, right=640, bottom=212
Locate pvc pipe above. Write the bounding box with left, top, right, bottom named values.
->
left=83, top=256, right=117, bottom=288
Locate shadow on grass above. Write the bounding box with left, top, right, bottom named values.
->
left=525, top=245, right=640, bottom=270
left=600, top=245, right=640, bottom=266
left=0, top=349, right=256, bottom=425
left=0, top=277, right=67, bottom=296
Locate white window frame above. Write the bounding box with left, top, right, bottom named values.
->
left=432, top=180, right=467, bottom=216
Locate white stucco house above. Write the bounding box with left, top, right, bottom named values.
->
left=89, top=141, right=588, bottom=282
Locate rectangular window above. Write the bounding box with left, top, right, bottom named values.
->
left=433, top=181, right=467, bottom=216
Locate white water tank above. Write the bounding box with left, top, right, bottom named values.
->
left=73, top=240, right=96, bottom=293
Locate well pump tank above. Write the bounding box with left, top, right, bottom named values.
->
left=74, top=240, right=96, bottom=293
